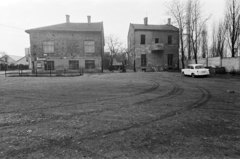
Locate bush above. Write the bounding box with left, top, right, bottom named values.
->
left=229, top=69, right=240, bottom=75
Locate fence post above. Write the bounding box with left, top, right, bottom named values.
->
left=50, top=68, right=51, bottom=77
left=19, top=65, right=20, bottom=76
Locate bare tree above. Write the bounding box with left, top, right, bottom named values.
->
left=166, top=0, right=186, bottom=68
left=210, top=21, right=217, bottom=57
left=216, top=20, right=227, bottom=58
left=201, top=24, right=208, bottom=58
left=186, top=0, right=192, bottom=60
left=225, top=0, right=240, bottom=57
left=186, top=0, right=211, bottom=64
left=105, top=35, right=123, bottom=71
left=211, top=20, right=227, bottom=58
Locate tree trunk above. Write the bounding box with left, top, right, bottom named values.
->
left=180, top=34, right=185, bottom=69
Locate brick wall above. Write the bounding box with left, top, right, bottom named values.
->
left=30, top=31, right=103, bottom=58
left=29, top=31, right=103, bottom=71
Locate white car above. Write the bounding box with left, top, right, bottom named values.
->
left=181, top=64, right=210, bottom=77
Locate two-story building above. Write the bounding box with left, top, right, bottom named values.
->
left=128, top=17, right=179, bottom=71
left=25, top=15, right=104, bottom=72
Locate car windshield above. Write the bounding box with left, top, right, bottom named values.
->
left=195, top=65, right=205, bottom=69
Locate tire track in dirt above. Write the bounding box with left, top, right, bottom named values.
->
left=0, top=79, right=159, bottom=114
left=3, top=136, right=109, bottom=159
left=0, top=80, right=160, bottom=128
left=0, top=74, right=212, bottom=158
left=0, top=76, right=182, bottom=129
left=61, top=84, right=211, bottom=144
left=2, top=84, right=211, bottom=159
left=134, top=78, right=184, bottom=105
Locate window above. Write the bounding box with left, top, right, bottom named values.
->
left=195, top=65, right=204, bottom=69
left=69, top=60, right=79, bottom=70
left=84, top=41, right=95, bottom=56
left=168, top=35, right=172, bottom=45
left=85, top=60, right=95, bottom=69
left=140, top=35, right=146, bottom=44
left=43, top=41, right=54, bottom=53
left=45, top=61, right=54, bottom=70
left=141, top=54, right=147, bottom=66
left=155, top=38, right=159, bottom=43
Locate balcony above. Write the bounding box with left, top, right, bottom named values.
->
left=151, top=43, right=164, bottom=51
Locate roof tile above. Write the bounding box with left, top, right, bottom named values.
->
left=131, top=24, right=178, bottom=31
left=26, top=22, right=103, bottom=33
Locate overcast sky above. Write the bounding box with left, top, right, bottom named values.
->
left=0, top=0, right=225, bottom=56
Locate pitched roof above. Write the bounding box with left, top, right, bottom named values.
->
left=8, top=55, right=23, bottom=61
left=130, top=23, right=179, bottom=31
left=25, top=22, right=103, bottom=33
left=0, top=55, right=23, bottom=61
left=16, top=56, right=26, bottom=62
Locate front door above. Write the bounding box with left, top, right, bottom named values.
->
left=141, top=54, right=147, bottom=67
left=167, top=54, right=173, bottom=67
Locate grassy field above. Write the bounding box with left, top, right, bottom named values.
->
left=0, top=72, right=240, bottom=159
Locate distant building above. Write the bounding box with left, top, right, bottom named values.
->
left=0, top=54, right=22, bottom=66
left=25, top=15, right=104, bottom=72
left=128, top=17, right=179, bottom=71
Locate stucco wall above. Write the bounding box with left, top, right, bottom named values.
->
left=222, top=57, right=240, bottom=72
left=132, top=30, right=179, bottom=70
left=181, top=57, right=240, bottom=72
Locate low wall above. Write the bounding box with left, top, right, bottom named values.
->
left=180, top=57, right=240, bottom=72
left=222, top=57, right=240, bottom=72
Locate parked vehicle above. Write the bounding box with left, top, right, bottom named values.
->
left=181, top=64, right=210, bottom=78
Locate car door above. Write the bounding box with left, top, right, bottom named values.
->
left=186, top=66, right=191, bottom=75
left=189, top=66, right=194, bottom=75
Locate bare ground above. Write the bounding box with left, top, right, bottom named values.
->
left=0, top=72, right=239, bottom=159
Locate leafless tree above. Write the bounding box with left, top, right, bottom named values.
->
left=105, top=35, right=123, bottom=71
left=225, top=0, right=240, bottom=57
left=216, top=20, right=227, bottom=58
left=210, top=21, right=217, bottom=57
left=201, top=24, right=208, bottom=58
left=210, top=20, right=227, bottom=59
left=186, top=0, right=211, bottom=64
left=186, top=0, right=192, bottom=60
left=165, top=0, right=186, bottom=68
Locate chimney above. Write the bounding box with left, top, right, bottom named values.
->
left=168, top=18, right=171, bottom=25
left=87, top=16, right=91, bottom=24
left=66, top=15, right=70, bottom=23
left=144, top=17, right=148, bottom=25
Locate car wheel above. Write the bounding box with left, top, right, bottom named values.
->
left=191, top=73, right=195, bottom=78
left=182, top=71, right=185, bottom=76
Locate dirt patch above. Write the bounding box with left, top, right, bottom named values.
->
left=0, top=72, right=239, bottom=158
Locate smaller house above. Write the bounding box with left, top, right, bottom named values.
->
left=111, top=59, right=122, bottom=70
left=0, top=54, right=23, bottom=66
left=0, top=54, right=23, bottom=70
left=128, top=17, right=179, bottom=71
left=16, top=56, right=31, bottom=69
